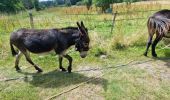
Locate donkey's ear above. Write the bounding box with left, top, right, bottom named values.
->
left=77, top=22, right=83, bottom=36
left=81, top=21, right=85, bottom=28
left=81, top=21, right=88, bottom=35
left=77, top=22, right=81, bottom=29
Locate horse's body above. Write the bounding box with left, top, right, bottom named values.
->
left=10, top=22, right=90, bottom=73
left=144, top=9, right=170, bottom=57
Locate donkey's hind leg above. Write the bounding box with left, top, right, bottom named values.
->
left=144, top=35, right=153, bottom=56
left=152, top=35, right=162, bottom=57
left=23, top=51, right=43, bottom=72
left=63, top=54, right=72, bottom=73
left=15, top=51, right=23, bottom=71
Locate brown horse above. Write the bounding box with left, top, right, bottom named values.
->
left=144, top=9, right=170, bottom=57
left=10, top=21, right=90, bottom=73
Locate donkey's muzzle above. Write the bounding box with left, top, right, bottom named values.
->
left=80, top=51, right=88, bottom=58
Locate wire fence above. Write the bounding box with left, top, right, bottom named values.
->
left=0, top=8, right=167, bottom=35
left=31, top=10, right=153, bottom=23
left=24, top=9, right=157, bottom=34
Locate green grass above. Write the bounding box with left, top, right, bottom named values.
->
left=0, top=3, right=170, bottom=100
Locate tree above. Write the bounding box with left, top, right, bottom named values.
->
left=84, top=0, right=92, bottom=10
left=70, top=0, right=81, bottom=5
left=94, top=0, right=143, bottom=13
left=94, top=0, right=113, bottom=13
left=34, top=0, right=41, bottom=11
left=0, top=0, right=24, bottom=13
left=22, top=0, right=34, bottom=9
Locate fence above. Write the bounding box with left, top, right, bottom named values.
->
left=1, top=5, right=169, bottom=35
left=27, top=9, right=158, bottom=32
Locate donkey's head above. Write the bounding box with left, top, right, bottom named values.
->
left=75, top=21, right=90, bottom=58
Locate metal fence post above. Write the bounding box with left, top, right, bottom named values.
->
left=29, top=11, right=34, bottom=29
left=111, top=11, right=117, bottom=34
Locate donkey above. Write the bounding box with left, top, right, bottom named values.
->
left=10, top=21, right=90, bottom=73
left=144, top=9, right=170, bottom=57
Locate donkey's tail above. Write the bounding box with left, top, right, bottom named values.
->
left=147, top=16, right=170, bottom=37
left=10, top=41, right=18, bottom=56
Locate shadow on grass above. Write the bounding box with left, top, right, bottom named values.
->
left=164, top=50, right=170, bottom=68
left=155, top=57, right=170, bottom=68
left=153, top=49, right=170, bottom=68
left=20, top=70, right=108, bottom=91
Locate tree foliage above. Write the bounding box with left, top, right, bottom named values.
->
left=94, top=0, right=113, bottom=13
left=34, top=0, right=41, bottom=11
left=94, top=0, right=143, bottom=13
left=22, top=0, right=34, bottom=9
left=0, top=0, right=42, bottom=13
left=0, top=0, right=24, bottom=13
left=84, top=0, right=92, bottom=10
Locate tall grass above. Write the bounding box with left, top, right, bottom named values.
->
left=0, top=1, right=170, bottom=57
left=0, top=2, right=170, bottom=99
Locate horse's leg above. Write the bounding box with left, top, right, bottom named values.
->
left=59, top=56, right=66, bottom=71
left=63, top=54, right=72, bottom=73
left=152, top=35, right=162, bottom=57
left=23, top=51, right=43, bottom=72
left=144, top=35, right=153, bottom=56
left=15, top=51, right=23, bottom=71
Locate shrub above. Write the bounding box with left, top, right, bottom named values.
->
left=111, top=34, right=127, bottom=50
left=127, top=33, right=147, bottom=47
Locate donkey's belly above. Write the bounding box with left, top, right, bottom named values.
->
left=24, top=39, right=55, bottom=53
left=26, top=45, right=54, bottom=53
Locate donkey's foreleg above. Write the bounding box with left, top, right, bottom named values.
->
left=58, top=56, right=66, bottom=71
left=15, top=51, right=23, bottom=71
left=63, top=54, right=72, bottom=73
left=144, top=36, right=153, bottom=56
left=23, top=51, right=43, bottom=72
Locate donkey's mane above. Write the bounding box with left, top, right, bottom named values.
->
left=52, top=27, right=79, bottom=34
left=53, top=27, right=78, bottom=31
left=60, top=27, right=78, bottom=30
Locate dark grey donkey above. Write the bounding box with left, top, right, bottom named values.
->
left=10, top=21, right=90, bottom=73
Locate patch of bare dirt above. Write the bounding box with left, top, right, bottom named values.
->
left=56, top=84, right=105, bottom=100
left=0, top=73, right=7, bottom=81
left=133, top=59, right=170, bottom=80
left=56, top=65, right=105, bottom=100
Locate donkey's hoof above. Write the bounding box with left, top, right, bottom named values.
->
left=16, top=69, right=21, bottom=72
left=152, top=54, right=157, bottom=57
left=67, top=66, right=72, bottom=73
left=37, top=69, right=43, bottom=73
left=68, top=70, right=72, bottom=73
left=60, top=68, right=66, bottom=72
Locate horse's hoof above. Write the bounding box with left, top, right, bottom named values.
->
left=143, top=53, right=147, bottom=56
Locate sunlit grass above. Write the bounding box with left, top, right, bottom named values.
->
left=0, top=1, right=170, bottom=99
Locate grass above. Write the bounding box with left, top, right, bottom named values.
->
left=0, top=1, right=170, bottom=100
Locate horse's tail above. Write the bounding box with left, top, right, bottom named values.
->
left=10, top=41, right=18, bottom=56
left=147, top=16, right=170, bottom=38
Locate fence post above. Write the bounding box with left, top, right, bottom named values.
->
left=111, top=11, right=117, bottom=34
left=29, top=11, right=34, bottom=29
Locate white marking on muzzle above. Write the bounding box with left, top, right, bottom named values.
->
left=80, top=51, right=87, bottom=58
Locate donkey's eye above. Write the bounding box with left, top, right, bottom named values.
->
left=83, top=43, right=89, bottom=47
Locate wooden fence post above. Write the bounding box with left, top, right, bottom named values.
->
left=111, top=11, right=117, bottom=34
left=29, top=11, right=34, bottom=29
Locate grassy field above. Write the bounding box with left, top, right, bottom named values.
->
left=0, top=1, right=170, bottom=100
